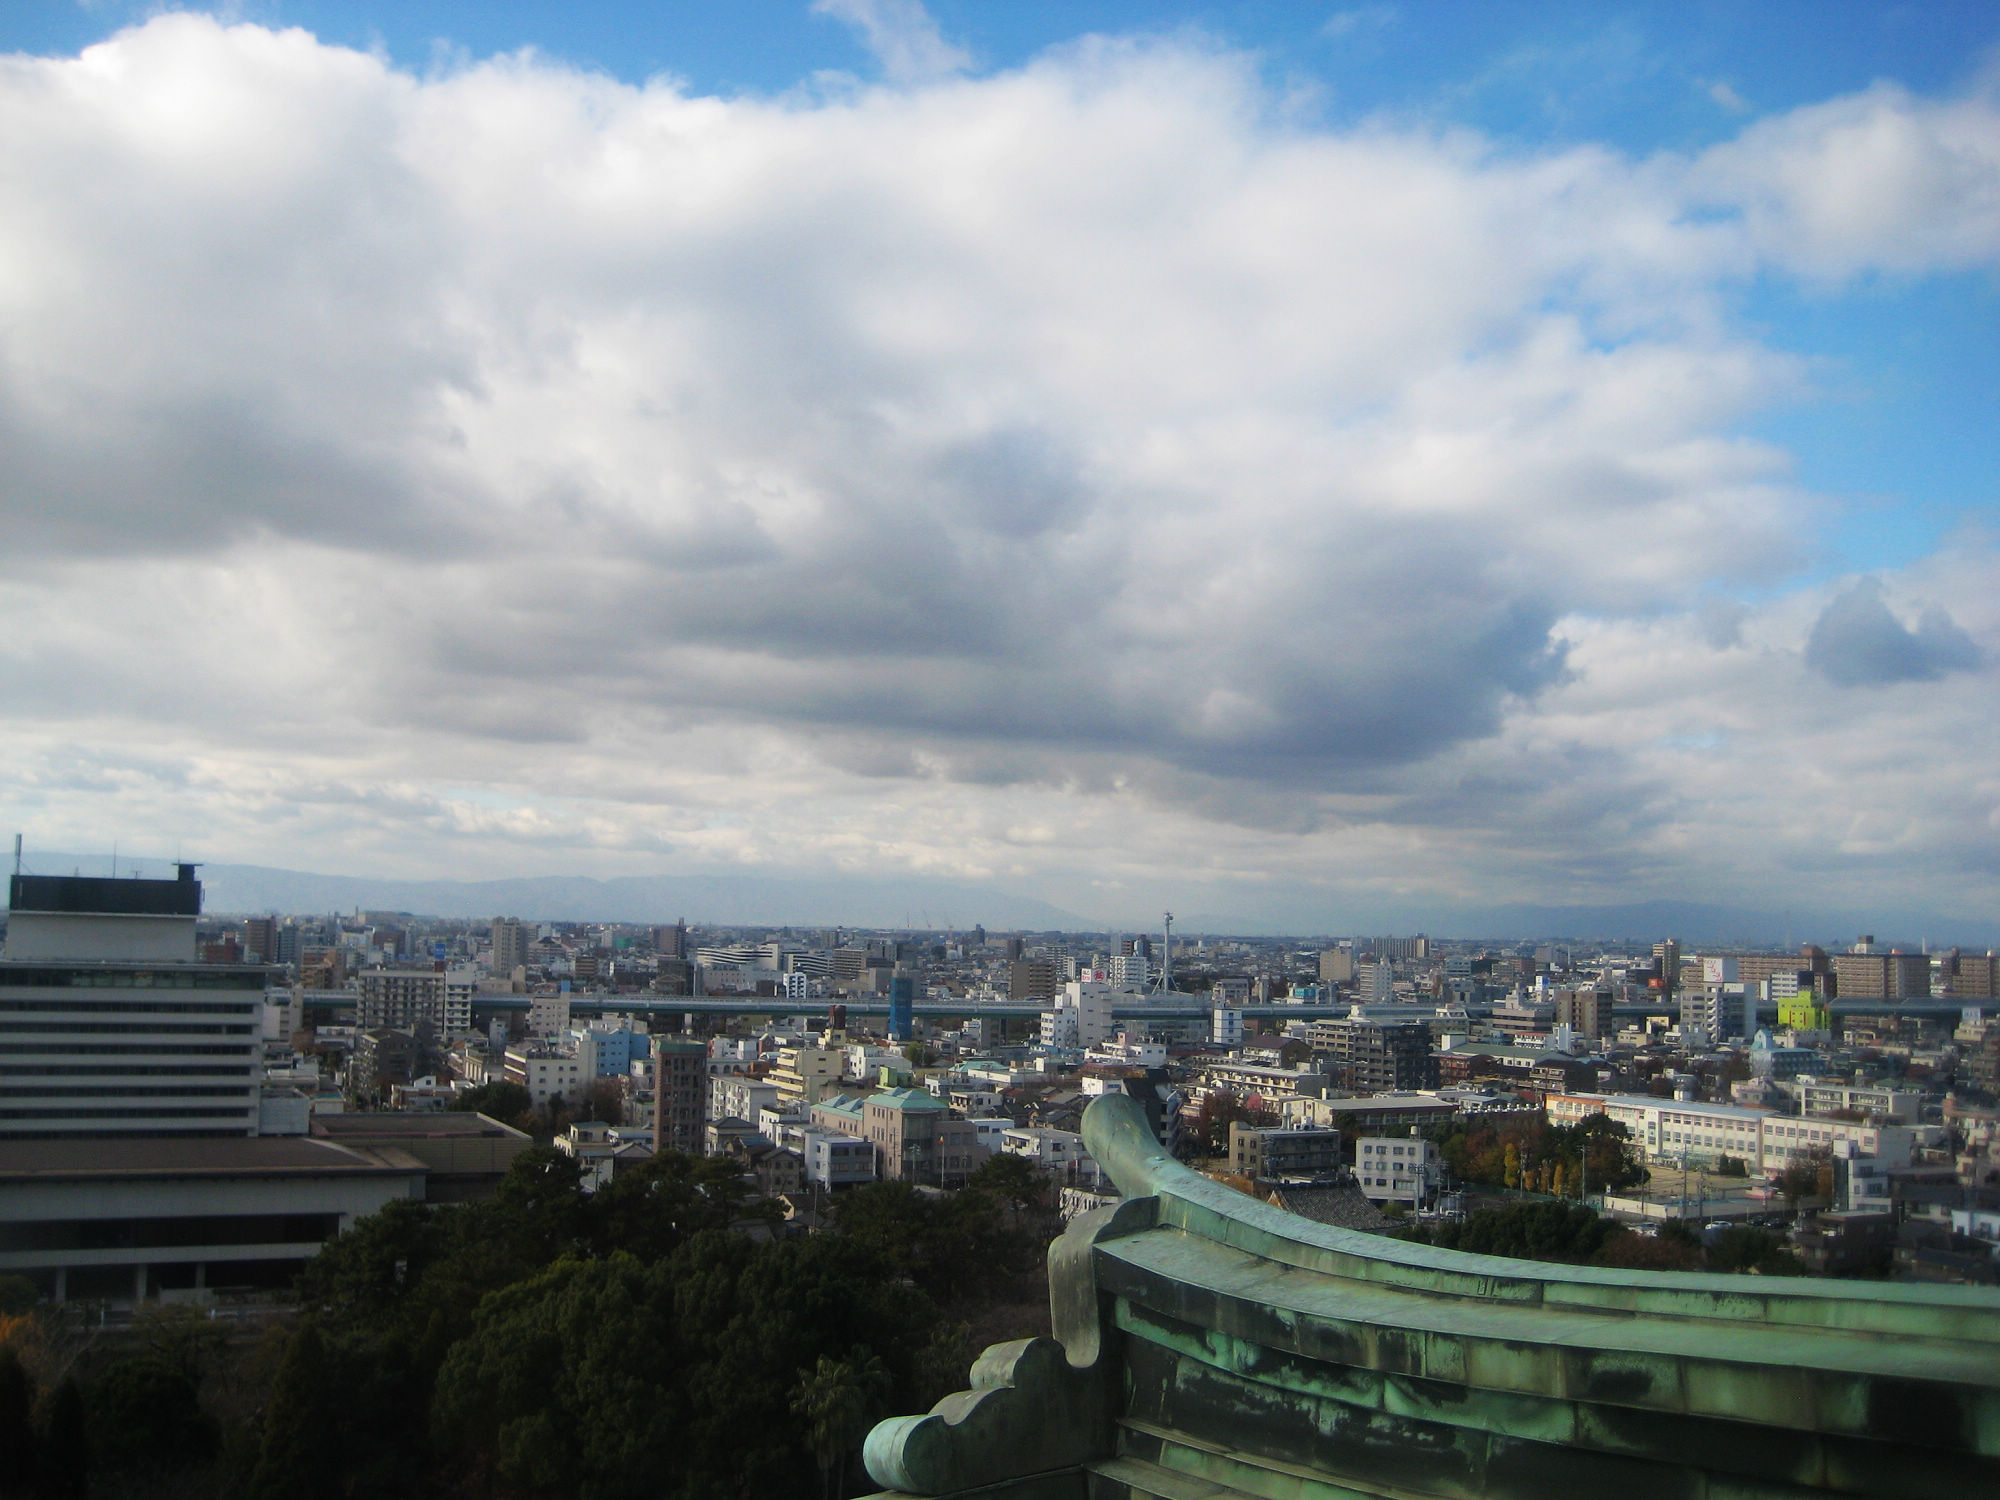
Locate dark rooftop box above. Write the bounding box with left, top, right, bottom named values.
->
left=8, top=866, right=202, bottom=918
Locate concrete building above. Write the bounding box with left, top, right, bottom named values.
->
left=0, top=1134, right=426, bottom=1303
left=1354, top=1136, right=1440, bottom=1206
left=355, top=967, right=450, bottom=1039
left=1833, top=947, right=1932, bottom=1001
left=800, top=1127, right=876, bottom=1189
left=2, top=867, right=265, bottom=1139
left=1548, top=1092, right=1918, bottom=1175
left=1002, top=1126, right=1096, bottom=1183
left=1795, top=1078, right=1923, bottom=1124
left=1009, top=958, right=1058, bottom=1003
left=309, top=1111, right=531, bottom=1203
left=526, top=990, right=571, bottom=1038
left=1228, top=1123, right=1343, bottom=1183
left=502, top=1043, right=589, bottom=1108
left=709, top=1075, right=781, bottom=1125
left=815, top=1088, right=983, bottom=1186
left=770, top=1044, right=844, bottom=1106
left=1280, top=1092, right=1459, bottom=1135
left=653, top=1037, right=707, bottom=1155
left=1040, top=981, right=1116, bottom=1052
left=1551, top=986, right=1613, bottom=1043
left=1308, top=1016, right=1435, bottom=1093
left=490, top=918, right=529, bottom=978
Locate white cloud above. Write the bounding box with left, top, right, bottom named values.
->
left=0, top=15, right=1994, bottom=928
left=1692, top=79, right=2000, bottom=278
left=812, top=0, right=970, bottom=84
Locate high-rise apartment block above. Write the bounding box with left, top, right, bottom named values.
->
left=1832, top=948, right=1931, bottom=1001
left=1318, top=948, right=1354, bottom=985
left=1009, top=958, right=1058, bottom=1002
left=652, top=1037, right=707, bottom=1154
left=1308, top=1018, right=1435, bottom=1093
left=1944, top=951, right=1998, bottom=999
left=356, top=968, right=445, bottom=1038
left=1552, top=986, right=1613, bottom=1041
left=490, top=917, right=529, bottom=978
left=242, top=916, right=279, bottom=964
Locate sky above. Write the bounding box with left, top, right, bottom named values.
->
left=1, top=2, right=1997, bottom=935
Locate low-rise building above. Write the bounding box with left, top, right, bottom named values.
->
left=0, top=1134, right=427, bottom=1303
left=1353, top=1136, right=1439, bottom=1207
left=1228, top=1123, right=1343, bottom=1183
left=800, top=1128, right=876, bottom=1189
left=1001, top=1126, right=1097, bottom=1183
left=1793, top=1078, right=1923, bottom=1124
left=503, top=1043, right=589, bottom=1108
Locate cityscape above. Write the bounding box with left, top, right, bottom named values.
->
left=2, top=855, right=1997, bottom=1494
left=3, top=2, right=2000, bottom=1498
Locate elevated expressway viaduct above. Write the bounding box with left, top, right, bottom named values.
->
left=297, top=993, right=1977, bottom=1026
left=858, top=1091, right=2000, bottom=1500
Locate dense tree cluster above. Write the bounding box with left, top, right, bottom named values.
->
left=1425, top=1113, right=1648, bottom=1196
left=0, top=1148, right=1057, bottom=1500
left=1399, top=1201, right=1805, bottom=1276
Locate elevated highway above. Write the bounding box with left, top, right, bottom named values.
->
left=296, top=990, right=1981, bottom=1025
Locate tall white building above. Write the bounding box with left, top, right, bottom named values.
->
left=1, top=866, right=264, bottom=1138
left=1040, top=980, right=1116, bottom=1051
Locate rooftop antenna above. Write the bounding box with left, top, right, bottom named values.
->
left=12, top=834, right=20, bottom=877
left=1152, top=911, right=1175, bottom=995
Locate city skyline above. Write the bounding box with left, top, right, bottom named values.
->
left=2, top=3, right=1997, bottom=935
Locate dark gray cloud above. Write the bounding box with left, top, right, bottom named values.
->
left=1804, top=579, right=1982, bottom=687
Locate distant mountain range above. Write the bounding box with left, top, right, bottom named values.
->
left=9, top=853, right=1092, bottom=933
left=1150, top=898, right=1994, bottom=950
left=10, top=854, right=1990, bottom=948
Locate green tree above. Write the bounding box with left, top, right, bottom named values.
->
left=1414, top=1201, right=1611, bottom=1263
left=250, top=1319, right=340, bottom=1500
left=583, top=1075, right=627, bottom=1126
left=452, top=1079, right=532, bottom=1121
left=586, top=1148, right=771, bottom=1262
left=1706, top=1226, right=1805, bottom=1277
left=432, top=1253, right=680, bottom=1500
left=967, top=1150, right=1046, bottom=1218
left=1778, top=1146, right=1833, bottom=1210
left=793, top=1351, right=893, bottom=1500
left=85, top=1354, right=216, bottom=1473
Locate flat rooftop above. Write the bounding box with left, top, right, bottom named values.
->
left=314, top=1112, right=528, bottom=1142
left=0, top=1135, right=427, bottom=1181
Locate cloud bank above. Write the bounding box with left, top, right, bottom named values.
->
left=0, top=14, right=1995, bottom=930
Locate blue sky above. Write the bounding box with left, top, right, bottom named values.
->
left=0, top=3, right=1996, bottom=933
left=9, top=3, right=1991, bottom=575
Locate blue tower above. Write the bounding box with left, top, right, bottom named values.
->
left=888, top=972, right=915, bottom=1042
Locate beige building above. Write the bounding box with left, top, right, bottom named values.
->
left=770, top=1044, right=844, bottom=1106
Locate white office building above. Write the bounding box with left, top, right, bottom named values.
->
left=1, top=866, right=265, bottom=1139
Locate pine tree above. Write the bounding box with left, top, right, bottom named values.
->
left=252, top=1319, right=336, bottom=1500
